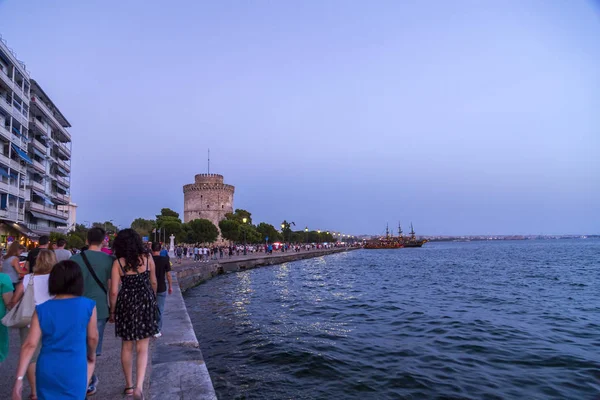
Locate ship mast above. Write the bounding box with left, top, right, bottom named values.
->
left=398, top=222, right=403, bottom=237
left=410, top=223, right=416, bottom=238
left=386, top=223, right=390, bottom=238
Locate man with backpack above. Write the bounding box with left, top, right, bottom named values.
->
left=70, top=227, right=114, bottom=396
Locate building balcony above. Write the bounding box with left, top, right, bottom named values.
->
left=0, top=95, right=12, bottom=114
left=57, top=157, right=70, bottom=172
left=57, top=141, right=71, bottom=158
left=0, top=208, right=24, bottom=222
left=26, top=224, right=68, bottom=234
left=55, top=174, right=69, bottom=187
left=26, top=201, right=68, bottom=220
left=29, top=180, right=45, bottom=192
left=50, top=190, right=69, bottom=205
left=30, top=96, right=71, bottom=141
left=33, top=118, right=51, bottom=136
left=32, top=137, right=47, bottom=152
left=31, top=159, right=45, bottom=174
left=0, top=125, right=10, bottom=141
left=0, top=180, right=25, bottom=199
left=0, top=152, right=25, bottom=175
left=0, top=71, right=13, bottom=91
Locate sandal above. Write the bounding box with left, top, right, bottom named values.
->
left=133, top=388, right=145, bottom=400
left=123, top=387, right=135, bottom=396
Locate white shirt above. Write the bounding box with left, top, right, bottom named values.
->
left=54, top=248, right=72, bottom=262
left=22, top=274, right=54, bottom=305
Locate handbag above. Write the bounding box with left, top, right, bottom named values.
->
left=1, top=274, right=36, bottom=328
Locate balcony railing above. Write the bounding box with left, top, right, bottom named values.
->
left=57, top=141, right=71, bottom=157
left=30, top=180, right=45, bottom=192
left=55, top=175, right=69, bottom=187
left=0, top=125, right=10, bottom=140
left=32, top=159, right=45, bottom=174
left=26, top=201, right=68, bottom=220
left=30, top=96, right=71, bottom=141
left=57, top=157, right=70, bottom=172
left=0, top=71, right=13, bottom=91
left=33, top=118, right=51, bottom=136
left=50, top=191, right=70, bottom=204
left=26, top=224, right=68, bottom=234
left=0, top=207, right=24, bottom=222
left=32, top=137, right=47, bottom=152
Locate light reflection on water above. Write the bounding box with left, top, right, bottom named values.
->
left=185, top=240, right=600, bottom=400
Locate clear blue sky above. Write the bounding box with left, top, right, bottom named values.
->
left=1, top=0, right=598, bottom=235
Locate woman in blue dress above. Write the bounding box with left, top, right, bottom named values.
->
left=11, top=260, right=99, bottom=400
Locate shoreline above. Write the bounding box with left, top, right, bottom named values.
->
left=151, top=247, right=357, bottom=399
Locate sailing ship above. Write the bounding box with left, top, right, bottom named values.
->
left=364, top=224, right=404, bottom=249
left=364, top=222, right=427, bottom=249
left=403, top=223, right=427, bottom=248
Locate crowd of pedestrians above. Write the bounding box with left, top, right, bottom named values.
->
left=0, top=227, right=173, bottom=400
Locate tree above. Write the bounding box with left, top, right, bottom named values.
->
left=131, top=218, right=156, bottom=238
left=156, top=209, right=182, bottom=238
left=187, top=219, right=218, bottom=244
left=225, top=209, right=253, bottom=224
left=219, top=219, right=240, bottom=243
left=256, top=223, right=282, bottom=243
left=281, top=220, right=295, bottom=242
left=49, top=232, right=67, bottom=244
left=159, top=208, right=179, bottom=218
left=92, top=221, right=118, bottom=234
left=242, top=224, right=261, bottom=244
left=67, top=234, right=85, bottom=249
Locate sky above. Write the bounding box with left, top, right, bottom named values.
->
left=0, top=0, right=598, bottom=236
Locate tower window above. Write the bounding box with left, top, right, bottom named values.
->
left=207, top=205, right=210, bottom=208
left=222, top=205, right=224, bottom=209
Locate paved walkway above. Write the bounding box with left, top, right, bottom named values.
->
left=0, top=248, right=351, bottom=398
left=0, top=322, right=145, bottom=399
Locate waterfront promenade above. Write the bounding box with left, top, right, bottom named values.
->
left=0, top=246, right=355, bottom=399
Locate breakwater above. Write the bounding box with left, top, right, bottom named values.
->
left=175, top=247, right=356, bottom=292
left=150, top=247, right=356, bottom=399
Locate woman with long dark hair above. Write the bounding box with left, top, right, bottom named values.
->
left=109, top=229, right=157, bottom=400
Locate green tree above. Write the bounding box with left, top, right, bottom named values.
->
left=281, top=220, right=295, bottom=242
left=92, top=221, right=118, bottom=234
left=225, top=209, right=253, bottom=224
left=219, top=219, right=240, bottom=243
left=187, top=219, right=218, bottom=244
left=156, top=209, right=182, bottom=237
left=256, top=223, right=282, bottom=243
left=159, top=208, right=179, bottom=218
left=176, top=223, right=194, bottom=244
left=49, top=232, right=67, bottom=244
left=242, top=224, right=261, bottom=244
left=67, top=234, right=85, bottom=249
left=131, top=218, right=156, bottom=238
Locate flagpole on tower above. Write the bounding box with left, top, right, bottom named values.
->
left=208, top=148, right=210, bottom=174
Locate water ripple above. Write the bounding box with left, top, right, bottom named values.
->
left=185, top=240, right=600, bottom=399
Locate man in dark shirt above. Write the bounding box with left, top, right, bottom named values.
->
left=152, top=242, right=172, bottom=337
left=25, top=235, right=49, bottom=273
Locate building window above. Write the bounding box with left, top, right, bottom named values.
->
left=222, top=205, right=224, bottom=209
left=207, top=205, right=209, bottom=208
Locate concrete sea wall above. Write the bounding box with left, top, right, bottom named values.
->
left=150, top=247, right=356, bottom=399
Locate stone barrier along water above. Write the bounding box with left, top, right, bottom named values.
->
left=176, top=247, right=355, bottom=292
left=149, top=273, right=217, bottom=400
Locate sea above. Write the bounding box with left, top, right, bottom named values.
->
left=184, top=240, right=600, bottom=400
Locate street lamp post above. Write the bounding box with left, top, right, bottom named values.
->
left=317, top=230, right=321, bottom=245
left=243, top=217, right=248, bottom=255
left=304, top=226, right=308, bottom=245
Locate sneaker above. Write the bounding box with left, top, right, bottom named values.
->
left=153, top=332, right=162, bottom=338
left=87, top=375, right=99, bottom=396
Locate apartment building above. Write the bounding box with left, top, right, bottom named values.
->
left=0, top=35, right=72, bottom=246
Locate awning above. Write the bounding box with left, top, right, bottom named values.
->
left=33, top=190, right=54, bottom=206
left=0, top=168, right=9, bottom=179
left=29, top=210, right=67, bottom=224
left=1, top=221, right=39, bottom=239
left=32, top=148, right=45, bottom=158
left=56, top=165, right=67, bottom=175
left=11, top=144, right=32, bottom=164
